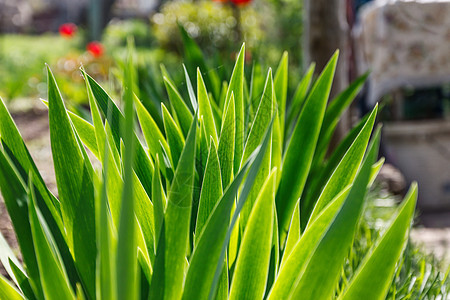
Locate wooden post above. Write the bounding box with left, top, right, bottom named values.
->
left=304, top=0, right=350, bottom=145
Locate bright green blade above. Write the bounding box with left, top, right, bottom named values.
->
left=286, top=63, right=315, bottom=137
left=306, top=105, right=378, bottom=226
left=314, top=72, right=370, bottom=164
left=162, top=74, right=193, bottom=137
left=0, top=231, right=23, bottom=290
left=28, top=182, right=75, bottom=300
left=197, top=68, right=219, bottom=146
left=339, top=183, right=417, bottom=300
left=280, top=200, right=300, bottom=266
left=0, top=274, right=24, bottom=300
left=217, top=94, right=235, bottom=189
left=239, top=68, right=274, bottom=232
left=135, top=95, right=171, bottom=170
left=225, top=44, right=245, bottom=174
left=151, top=115, right=197, bottom=300
left=273, top=51, right=288, bottom=136
left=182, top=120, right=272, bottom=300
left=267, top=186, right=351, bottom=299
left=276, top=51, right=338, bottom=244
left=209, top=118, right=273, bottom=299
left=195, top=138, right=223, bottom=245
left=183, top=64, right=198, bottom=112
left=289, top=126, right=379, bottom=299
left=162, top=103, right=185, bottom=169
left=96, top=139, right=116, bottom=300
left=229, top=169, right=276, bottom=300
left=303, top=111, right=371, bottom=215
left=116, top=44, right=138, bottom=300
left=68, top=111, right=98, bottom=158
left=47, top=66, right=96, bottom=298
left=242, top=68, right=275, bottom=163
left=0, top=151, right=42, bottom=297
left=152, top=155, right=166, bottom=247
left=0, top=97, right=62, bottom=235
left=84, top=73, right=154, bottom=196
left=9, top=259, right=36, bottom=300
left=249, top=62, right=265, bottom=121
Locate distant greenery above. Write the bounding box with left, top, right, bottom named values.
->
left=0, top=34, right=112, bottom=107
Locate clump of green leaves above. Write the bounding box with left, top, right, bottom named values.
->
left=0, top=44, right=426, bottom=299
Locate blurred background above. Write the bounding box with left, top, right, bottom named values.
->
left=0, top=0, right=450, bottom=267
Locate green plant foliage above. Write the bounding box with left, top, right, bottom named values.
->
left=0, top=44, right=441, bottom=300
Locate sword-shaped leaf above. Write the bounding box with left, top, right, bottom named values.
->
left=229, top=169, right=276, bottom=300
left=338, top=183, right=418, bottom=300
left=276, top=51, right=338, bottom=244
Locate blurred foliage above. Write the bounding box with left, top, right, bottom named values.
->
left=0, top=34, right=112, bottom=107
left=152, top=1, right=265, bottom=56
left=102, top=19, right=155, bottom=48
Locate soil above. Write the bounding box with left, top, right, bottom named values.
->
left=0, top=100, right=449, bottom=279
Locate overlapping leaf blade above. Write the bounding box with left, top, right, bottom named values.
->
left=339, top=183, right=418, bottom=300
left=152, top=115, right=197, bottom=300
left=276, top=51, right=338, bottom=243
left=229, top=169, right=276, bottom=300
left=47, top=67, right=96, bottom=298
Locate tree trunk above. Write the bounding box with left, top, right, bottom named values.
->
left=304, top=0, right=350, bottom=145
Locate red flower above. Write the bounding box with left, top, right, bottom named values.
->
left=230, top=0, right=252, bottom=5
left=59, top=23, right=77, bottom=38
left=86, top=41, right=104, bottom=58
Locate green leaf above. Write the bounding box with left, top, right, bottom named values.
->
left=306, top=105, right=378, bottom=226
left=68, top=111, right=98, bottom=158
left=0, top=231, right=23, bottom=289
left=242, top=69, right=275, bottom=163
left=290, top=125, right=379, bottom=299
left=47, top=66, right=96, bottom=298
left=280, top=200, right=300, bottom=265
left=286, top=63, right=315, bottom=136
left=183, top=64, right=198, bottom=112
left=0, top=274, right=24, bottom=300
left=116, top=43, right=138, bottom=300
left=9, top=259, right=36, bottom=300
left=229, top=169, right=276, bottom=300
left=239, top=68, right=274, bottom=231
left=162, top=103, right=185, bottom=168
left=28, top=182, right=75, bottom=300
left=96, top=139, right=116, bottom=300
left=0, top=97, right=62, bottom=234
left=273, top=51, right=288, bottom=136
left=135, top=95, right=170, bottom=171
left=276, top=51, right=338, bottom=243
left=217, top=94, right=235, bottom=189
left=314, top=72, right=369, bottom=165
left=84, top=73, right=154, bottom=197
left=182, top=120, right=272, bottom=300
left=0, top=151, right=42, bottom=297
left=195, top=138, right=223, bottom=245
left=225, top=44, right=245, bottom=174
left=303, top=111, right=372, bottom=213
left=339, top=183, right=418, bottom=300
left=153, top=115, right=197, bottom=300
left=267, top=186, right=351, bottom=299
left=197, top=68, right=219, bottom=146
left=152, top=155, right=166, bottom=248
left=249, top=62, right=265, bottom=121
left=209, top=118, right=273, bottom=299
left=162, top=73, right=193, bottom=137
